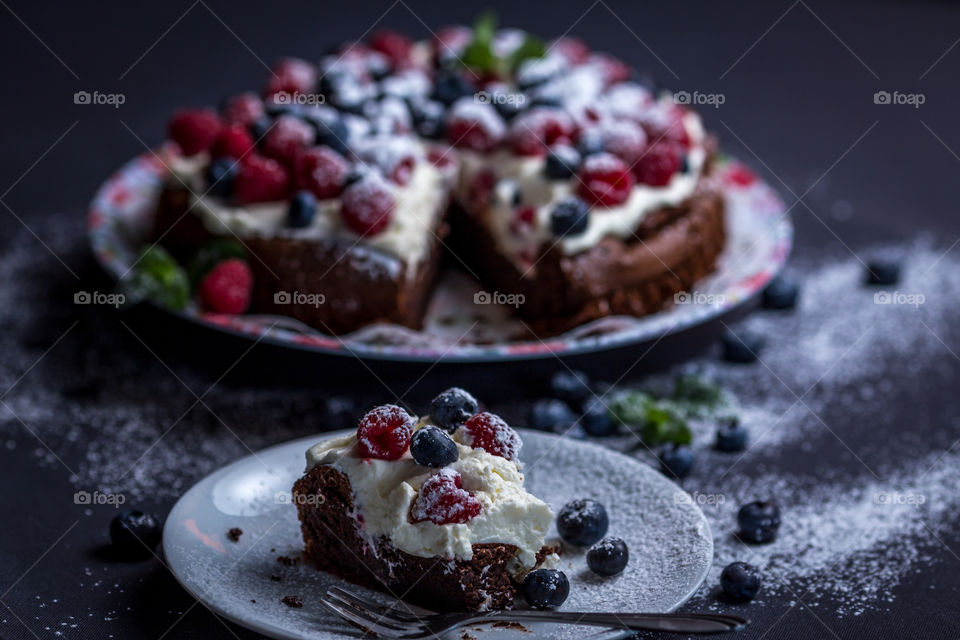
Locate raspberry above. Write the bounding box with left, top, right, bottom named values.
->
left=462, top=412, right=522, bottom=461
left=509, top=108, right=577, bottom=156
left=601, top=120, right=648, bottom=167
left=340, top=177, right=396, bottom=236
left=234, top=154, right=290, bottom=204
left=642, top=112, right=691, bottom=148
left=221, top=92, right=265, bottom=127
left=356, top=404, right=415, bottom=460
left=369, top=29, right=413, bottom=69
left=197, top=259, right=252, bottom=314
left=727, top=163, right=757, bottom=187
left=591, top=53, right=632, bottom=86
left=466, top=169, right=497, bottom=211
left=388, top=154, right=415, bottom=185
left=576, top=152, right=635, bottom=207
left=262, top=115, right=315, bottom=166
left=211, top=124, right=255, bottom=159
left=426, top=147, right=457, bottom=172
left=634, top=142, right=682, bottom=187
left=264, top=57, right=317, bottom=100
left=432, top=26, right=472, bottom=62
left=551, top=36, right=590, bottom=65
left=168, top=108, right=223, bottom=156
left=410, top=468, right=482, bottom=525
left=294, top=146, right=350, bottom=199
left=446, top=100, right=506, bottom=153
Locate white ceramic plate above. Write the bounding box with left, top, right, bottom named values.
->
left=163, top=430, right=713, bottom=639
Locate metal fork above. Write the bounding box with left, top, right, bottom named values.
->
left=319, top=587, right=748, bottom=638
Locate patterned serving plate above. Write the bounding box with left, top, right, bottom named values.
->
left=88, top=151, right=790, bottom=362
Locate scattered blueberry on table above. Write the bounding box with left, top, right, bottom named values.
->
left=528, top=398, right=576, bottom=431
left=716, top=418, right=749, bottom=452
left=864, top=259, right=901, bottom=286
left=587, top=537, right=630, bottom=576
left=657, top=443, right=695, bottom=478
left=557, top=499, right=609, bottom=546
left=521, top=569, right=570, bottom=609
left=721, top=562, right=761, bottom=601
left=737, top=500, right=781, bottom=544
left=762, top=274, right=800, bottom=310
left=550, top=369, right=593, bottom=406
left=580, top=397, right=617, bottom=437
left=722, top=329, right=765, bottom=363
left=410, top=425, right=459, bottom=467
left=110, top=510, right=162, bottom=559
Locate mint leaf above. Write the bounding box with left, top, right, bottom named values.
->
left=507, top=35, right=546, bottom=71
left=122, top=246, right=190, bottom=310
left=607, top=390, right=692, bottom=446
left=607, top=389, right=654, bottom=426
left=460, top=11, right=498, bottom=73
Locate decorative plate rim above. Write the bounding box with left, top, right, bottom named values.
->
left=88, top=151, right=791, bottom=363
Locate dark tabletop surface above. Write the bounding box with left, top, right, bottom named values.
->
left=2, top=0, right=960, bottom=638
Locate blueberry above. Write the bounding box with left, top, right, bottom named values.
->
left=550, top=369, right=592, bottom=405
left=287, top=190, right=317, bottom=229
left=657, top=443, right=694, bottom=479
left=313, top=118, right=351, bottom=156
left=680, top=155, right=690, bottom=174
left=493, top=93, right=527, bottom=120
left=720, top=562, right=761, bottom=601
left=265, top=101, right=301, bottom=118
left=429, top=387, right=478, bottom=432
left=550, top=198, right=590, bottom=237
left=249, top=116, right=274, bottom=141
left=557, top=499, right=609, bottom=546
left=865, top=259, right=900, bottom=286
left=410, top=426, right=459, bottom=468
left=521, top=569, right=569, bottom=609
left=432, top=72, right=473, bottom=106
left=528, top=399, right=576, bottom=431
left=545, top=145, right=582, bottom=180
left=715, top=418, right=748, bottom=452
left=205, top=157, right=236, bottom=199
left=762, top=275, right=800, bottom=310
left=530, top=94, right=563, bottom=108
left=410, top=99, right=446, bottom=140
left=329, top=83, right=371, bottom=115
left=722, top=329, right=764, bottom=364
left=110, top=510, right=162, bottom=559
left=737, top=500, right=781, bottom=543
left=587, top=537, right=629, bottom=576
left=577, top=130, right=605, bottom=156
left=580, top=397, right=617, bottom=437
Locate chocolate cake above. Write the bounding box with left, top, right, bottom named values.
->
left=292, top=396, right=559, bottom=611
left=151, top=19, right=727, bottom=337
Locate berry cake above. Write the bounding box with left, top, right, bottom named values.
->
left=153, top=18, right=725, bottom=336
left=292, top=389, right=559, bottom=611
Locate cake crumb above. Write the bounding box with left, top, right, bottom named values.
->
left=492, top=621, right=529, bottom=632
left=281, top=595, right=303, bottom=608
left=270, top=575, right=282, bottom=582
left=226, top=528, right=243, bottom=542
left=460, top=632, right=477, bottom=640
left=277, top=555, right=299, bottom=566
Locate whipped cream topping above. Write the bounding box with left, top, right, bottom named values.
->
left=304, top=424, right=555, bottom=571
left=166, top=142, right=453, bottom=277
left=455, top=108, right=707, bottom=274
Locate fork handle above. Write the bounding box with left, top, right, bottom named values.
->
left=477, top=611, right=748, bottom=634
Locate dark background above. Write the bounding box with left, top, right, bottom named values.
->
left=1, top=1, right=959, bottom=638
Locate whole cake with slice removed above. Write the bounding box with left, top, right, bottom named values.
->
left=292, top=389, right=560, bottom=611
left=151, top=16, right=726, bottom=336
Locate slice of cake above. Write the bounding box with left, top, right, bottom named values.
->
left=149, top=18, right=727, bottom=336
left=292, top=389, right=558, bottom=611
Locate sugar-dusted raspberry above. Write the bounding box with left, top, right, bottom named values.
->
left=168, top=108, right=223, bottom=156
left=264, top=57, right=317, bottom=100
left=726, top=163, right=757, bottom=187
left=601, top=119, right=648, bottom=167
left=551, top=36, right=591, bottom=65
left=369, top=29, right=413, bottom=69
left=576, top=152, right=635, bottom=207
left=508, top=108, right=577, bottom=156
left=466, top=169, right=497, bottom=211
left=262, top=115, right=315, bottom=166
left=446, top=99, right=506, bottom=153
left=461, top=412, right=522, bottom=461
left=211, top=124, right=255, bottom=160
left=410, top=468, right=482, bottom=525
left=426, top=147, right=457, bottom=172
left=432, top=26, right=472, bottom=62
left=197, top=258, right=252, bottom=315
left=642, top=111, right=691, bottom=148
left=602, top=84, right=654, bottom=122
left=633, top=141, right=682, bottom=187
left=294, top=146, right=350, bottom=199
left=234, top=154, right=290, bottom=204
left=340, top=176, right=396, bottom=237
left=221, top=92, right=265, bottom=127
left=590, top=53, right=632, bottom=86
left=356, top=404, right=415, bottom=460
